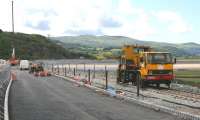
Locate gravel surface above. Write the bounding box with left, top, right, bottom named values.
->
left=8, top=70, right=180, bottom=120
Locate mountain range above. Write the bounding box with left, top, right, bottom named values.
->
left=51, top=35, right=200, bottom=58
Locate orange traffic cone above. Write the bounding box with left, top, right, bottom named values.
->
left=11, top=72, right=16, bottom=80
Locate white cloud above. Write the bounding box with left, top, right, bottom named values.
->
left=0, top=0, right=156, bottom=39
left=153, top=11, right=192, bottom=33
left=0, top=0, right=12, bottom=31
left=101, top=0, right=156, bottom=39
left=131, top=10, right=156, bottom=39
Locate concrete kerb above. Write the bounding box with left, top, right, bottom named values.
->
left=54, top=75, right=200, bottom=120
left=4, top=72, right=13, bottom=120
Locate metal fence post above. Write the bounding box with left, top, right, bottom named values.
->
left=93, top=64, right=95, bottom=78
left=52, top=64, right=53, bottom=73
left=76, top=64, right=77, bottom=72
left=105, top=70, right=108, bottom=89
left=84, top=63, right=85, bottom=72
left=46, top=64, right=48, bottom=71
left=69, top=64, right=71, bottom=71
left=88, top=69, right=91, bottom=85
left=47, top=64, right=49, bottom=71
left=65, top=67, right=66, bottom=76
left=137, top=71, right=140, bottom=97
left=73, top=68, right=76, bottom=76
left=62, top=64, right=64, bottom=75
left=57, top=65, right=59, bottom=75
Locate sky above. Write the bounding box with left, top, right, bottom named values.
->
left=0, top=0, right=199, bottom=43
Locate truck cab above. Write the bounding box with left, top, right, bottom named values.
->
left=140, top=52, right=174, bottom=87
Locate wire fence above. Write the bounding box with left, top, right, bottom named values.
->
left=0, top=65, right=11, bottom=120
left=45, top=63, right=118, bottom=90
left=43, top=63, right=200, bottom=94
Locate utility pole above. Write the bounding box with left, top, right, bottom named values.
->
left=12, top=0, right=14, bottom=33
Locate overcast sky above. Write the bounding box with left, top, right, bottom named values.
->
left=0, top=0, right=199, bottom=43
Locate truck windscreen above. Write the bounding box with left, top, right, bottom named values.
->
left=147, top=53, right=172, bottom=64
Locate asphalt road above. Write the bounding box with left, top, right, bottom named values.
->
left=9, top=70, right=180, bottom=120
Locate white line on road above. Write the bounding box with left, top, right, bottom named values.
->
left=4, top=73, right=13, bottom=120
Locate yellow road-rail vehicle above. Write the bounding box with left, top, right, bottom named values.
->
left=117, top=45, right=175, bottom=88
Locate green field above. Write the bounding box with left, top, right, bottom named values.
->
left=174, top=70, right=200, bottom=87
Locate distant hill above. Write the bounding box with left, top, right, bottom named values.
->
left=51, top=35, right=200, bottom=58
left=0, top=31, right=92, bottom=59
left=1, top=31, right=198, bottom=60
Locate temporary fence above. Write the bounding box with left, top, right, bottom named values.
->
left=0, top=65, right=11, bottom=120
left=45, top=63, right=118, bottom=90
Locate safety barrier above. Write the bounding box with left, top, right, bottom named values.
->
left=0, top=65, right=11, bottom=120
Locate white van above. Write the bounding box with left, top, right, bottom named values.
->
left=0, top=59, right=6, bottom=65
left=20, top=60, right=29, bottom=70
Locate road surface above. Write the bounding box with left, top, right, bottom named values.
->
left=9, top=70, right=180, bottom=120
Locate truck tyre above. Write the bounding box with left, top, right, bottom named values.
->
left=156, top=83, right=160, bottom=88
left=166, top=83, right=170, bottom=89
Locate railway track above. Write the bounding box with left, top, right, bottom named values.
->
left=76, top=77, right=200, bottom=105
left=113, top=83, right=200, bottom=108
left=140, top=84, right=200, bottom=102
left=148, top=88, right=200, bottom=103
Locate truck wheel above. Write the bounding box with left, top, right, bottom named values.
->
left=167, top=83, right=170, bottom=89
left=156, top=83, right=160, bottom=88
